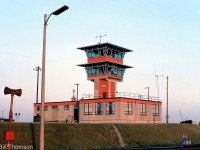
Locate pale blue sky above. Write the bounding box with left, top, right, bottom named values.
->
left=0, top=0, right=200, bottom=123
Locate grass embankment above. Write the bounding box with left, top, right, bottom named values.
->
left=0, top=123, right=200, bottom=149
left=115, top=123, right=200, bottom=147
left=0, top=123, right=119, bottom=149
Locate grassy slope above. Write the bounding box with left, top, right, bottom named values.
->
left=0, top=123, right=119, bottom=150
left=115, top=123, right=200, bottom=147
left=0, top=123, right=200, bottom=149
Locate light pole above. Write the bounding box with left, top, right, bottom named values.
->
left=40, top=5, right=69, bottom=150
left=145, top=87, right=150, bottom=100
left=74, top=83, right=80, bottom=101
left=33, top=66, right=41, bottom=103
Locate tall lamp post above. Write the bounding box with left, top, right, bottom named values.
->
left=40, top=5, right=69, bottom=150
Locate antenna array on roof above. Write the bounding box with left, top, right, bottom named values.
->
left=96, top=34, right=107, bottom=44
left=154, top=64, right=163, bottom=100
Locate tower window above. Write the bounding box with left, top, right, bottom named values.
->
left=86, top=50, right=99, bottom=58
left=85, top=47, right=124, bottom=60
left=85, top=64, right=125, bottom=77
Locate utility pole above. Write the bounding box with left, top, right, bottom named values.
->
left=33, top=66, right=41, bottom=103
left=166, top=76, right=169, bottom=123
left=145, top=87, right=150, bottom=100
left=154, top=65, right=163, bottom=101
left=74, top=83, right=80, bottom=101
left=155, top=74, right=163, bottom=100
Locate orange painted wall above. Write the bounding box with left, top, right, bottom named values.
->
left=88, top=74, right=123, bottom=81
left=88, top=56, right=123, bottom=64
left=110, top=81, right=116, bottom=97
left=98, top=79, right=109, bottom=98
left=96, top=80, right=116, bottom=98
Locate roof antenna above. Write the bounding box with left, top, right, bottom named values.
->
left=154, top=64, right=163, bottom=101
left=96, top=34, right=107, bottom=44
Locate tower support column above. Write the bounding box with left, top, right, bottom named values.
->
left=94, top=79, right=116, bottom=98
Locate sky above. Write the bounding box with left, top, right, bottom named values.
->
left=0, top=0, right=200, bottom=123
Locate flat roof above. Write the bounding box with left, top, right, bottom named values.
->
left=77, top=61, right=133, bottom=68
left=34, top=101, right=78, bottom=106
left=79, top=97, right=162, bottom=105
left=77, top=42, right=133, bottom=52
left=34, top=98, right=161, bottom=106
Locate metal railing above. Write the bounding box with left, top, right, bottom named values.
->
left=82, top=92, right=160, bottom=102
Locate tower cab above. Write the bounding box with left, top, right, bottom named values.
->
left=78, top=43, right=132, bottom=98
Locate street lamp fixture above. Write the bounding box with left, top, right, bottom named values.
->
left=45, top=5, right=69, bottom=25
left=52, top=5, right=69, bottom=15
left=40, top=5, right=69, bottom=150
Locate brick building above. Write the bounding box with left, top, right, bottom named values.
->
left=33, top=43, right=162, bottom=123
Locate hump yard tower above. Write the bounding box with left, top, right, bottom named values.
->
left=33, top=42, right=162, bottom=123
left=78, top=42, right=161, bottom=123
left=78, top=43, right=132, bottom=99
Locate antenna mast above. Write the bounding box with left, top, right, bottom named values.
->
left=154, top=65, right=163, bottom=100
left=166, top=76, right=169, bottom=123
left=96, top=34, right=107, bottom=44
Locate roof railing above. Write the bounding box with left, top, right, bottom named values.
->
left=82, top=92, right=160, bottom=102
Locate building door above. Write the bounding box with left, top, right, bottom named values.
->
left=74, top=104, right=79, bottom=122
left=103, top=92, right=107, bottom=98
